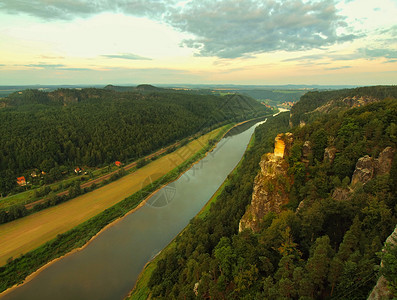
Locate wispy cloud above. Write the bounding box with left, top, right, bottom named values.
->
left=283, top=46, right=397, bottom=63
left=101, top=53, right=152, bottom=60
left=39, top=55, right=65, bottom=60
left=59, top=67, right=95, bottom=71
left=19, top=64, right=96, bottom=71
left=325, top=65, right=352, bottom=70
left=26, top=64, right=65, bottom=68
left=0, top=0, right=171, bottom=20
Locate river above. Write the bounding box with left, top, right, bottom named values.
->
left=2, top=119, right=265, bottom=300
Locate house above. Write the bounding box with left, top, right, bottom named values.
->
left=115, top=161, right=122, bottom=167
left=74, top=167, right=81, bottom=174
left=17, top=176, right=27, bottom=186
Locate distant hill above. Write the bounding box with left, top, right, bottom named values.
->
left=104, top=84, right=166, bottom=93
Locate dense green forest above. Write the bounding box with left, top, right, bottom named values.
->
left=144, top=88, right=397, bottom=299
left=0, top=88, right=270, bottom=196
left=221, top=89, right=306, bottom=105
left=103, top=84, right=306, bottom=105
left=290, top=85, right=397, bottom=127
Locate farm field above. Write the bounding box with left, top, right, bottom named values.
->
left=0, top=126, right=224, bottom=266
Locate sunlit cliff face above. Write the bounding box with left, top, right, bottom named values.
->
left=274, top=135, right=286, bottom=158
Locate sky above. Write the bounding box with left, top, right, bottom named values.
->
left=0, top=0, right=396, bottom=85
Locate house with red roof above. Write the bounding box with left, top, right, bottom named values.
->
left=17, top=176, right=26, bottom=186
left=115, top=161, right=122, bottom=167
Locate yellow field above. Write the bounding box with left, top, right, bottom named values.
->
left=0, top=127, right=224, bottom=266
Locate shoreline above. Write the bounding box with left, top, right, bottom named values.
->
left=0, top=117, right=265, bottom=298
left=126, top=119, right=262, bottom=299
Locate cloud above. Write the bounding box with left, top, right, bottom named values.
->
left=283, top=52, right=360, bottom=62
left=39, top=55, right=65, bottom=60
left=359, top=48, right=397, bottom=60
left=59, top=67, right=95, bottom=71
left=284, top=46, right=397, bottom=63
left=0, top=0, right=172, bottom=20
left=166, top=0, right=359, bottom=58
left=325, top=65, right=352, bottom=70
left=0, top=0, right=108, bottom=20
left=0, top=0, right=360, bottom=58
left=101, top=53, right=152, bottom=60
left=20, top=64, right=96, bottom=71
left=26, top=63, right=65, bottom=68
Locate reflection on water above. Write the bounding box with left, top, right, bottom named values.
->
left=224, top=117, right=267, bottom=138
left=1, top=120, right=265, bottom=300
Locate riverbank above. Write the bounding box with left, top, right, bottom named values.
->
left=126, top=120, right=262, bottom=300
left=0, top=118, right=263, bottom=297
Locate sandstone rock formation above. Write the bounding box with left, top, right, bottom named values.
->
left=377, top=147, right=395, bottom=175
left=351, top=155, right=376, bottom=186
left=368, top=225, right=397, bottom=300
left=239, top=133, right=293, bottom=232
left=331, top=187, right=351, bottom=201
left=324, top=146, right=337, bottom=163
left=351, top=147, right=395, bottom=186
left=302, top=141, right=311, bottom=159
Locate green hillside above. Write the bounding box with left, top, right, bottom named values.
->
left=139, top=87, right=397, bottom=299
left=0, top=88, right=270, bottom=196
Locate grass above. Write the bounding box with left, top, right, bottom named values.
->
left=0, top=190, right=33, bottom=208
left=0, top=126, right=227, bottom=267
left=127, top=126, right=257, bottom=300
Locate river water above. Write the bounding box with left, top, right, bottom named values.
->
left=2, top=120, right=264, bottom=300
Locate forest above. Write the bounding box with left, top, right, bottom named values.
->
left=290, top=85, right=397, bottom=127
left=144, top=87, right=397, bottom=299
left=0, top=88, right=270, bottom=196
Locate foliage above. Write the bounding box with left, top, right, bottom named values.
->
left=0, top=129, right=229, bottom=293
left=378, top=240, right=397, bottom=297
left=0, top=88, right=270, bottom=196
left=290, top=85, right=397, bottom=127
left=144, top=95, right=397, bottom=299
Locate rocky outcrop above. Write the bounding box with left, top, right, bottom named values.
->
left=351, top=155, right=376, bottom=186
left=342, top=96, right=380, bottom=108
left=324, top=146, right=337, bottom=163
left=377, top=147, right=395, bottom=175
left=239, top=133, right=293, bottom=232
left=332, top=187, right=351, bottom=201
left=314, top=96, right=381, bottom=115
left=301, top=141, right=312, bottom=166
left=274, top=135, right=286, bottom=158
left=351, top=147, right=395, bottom=186
left=302, top=141, right=311, bottom=160
left=368, top=225, right=397, bottom=300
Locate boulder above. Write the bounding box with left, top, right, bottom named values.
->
left=351, top=147, right=395, bottom=186
left=377, top=147, right=395, bottom=175
left=324, top=146, right=337, bottom=163
left=332, top=187, right=351, bottom=201
left=351, top=155, right=375, bottom=186
left=302, top=141, right=311, bottom=159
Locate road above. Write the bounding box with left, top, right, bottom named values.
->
left=24, top=140, right=182, bottom=210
